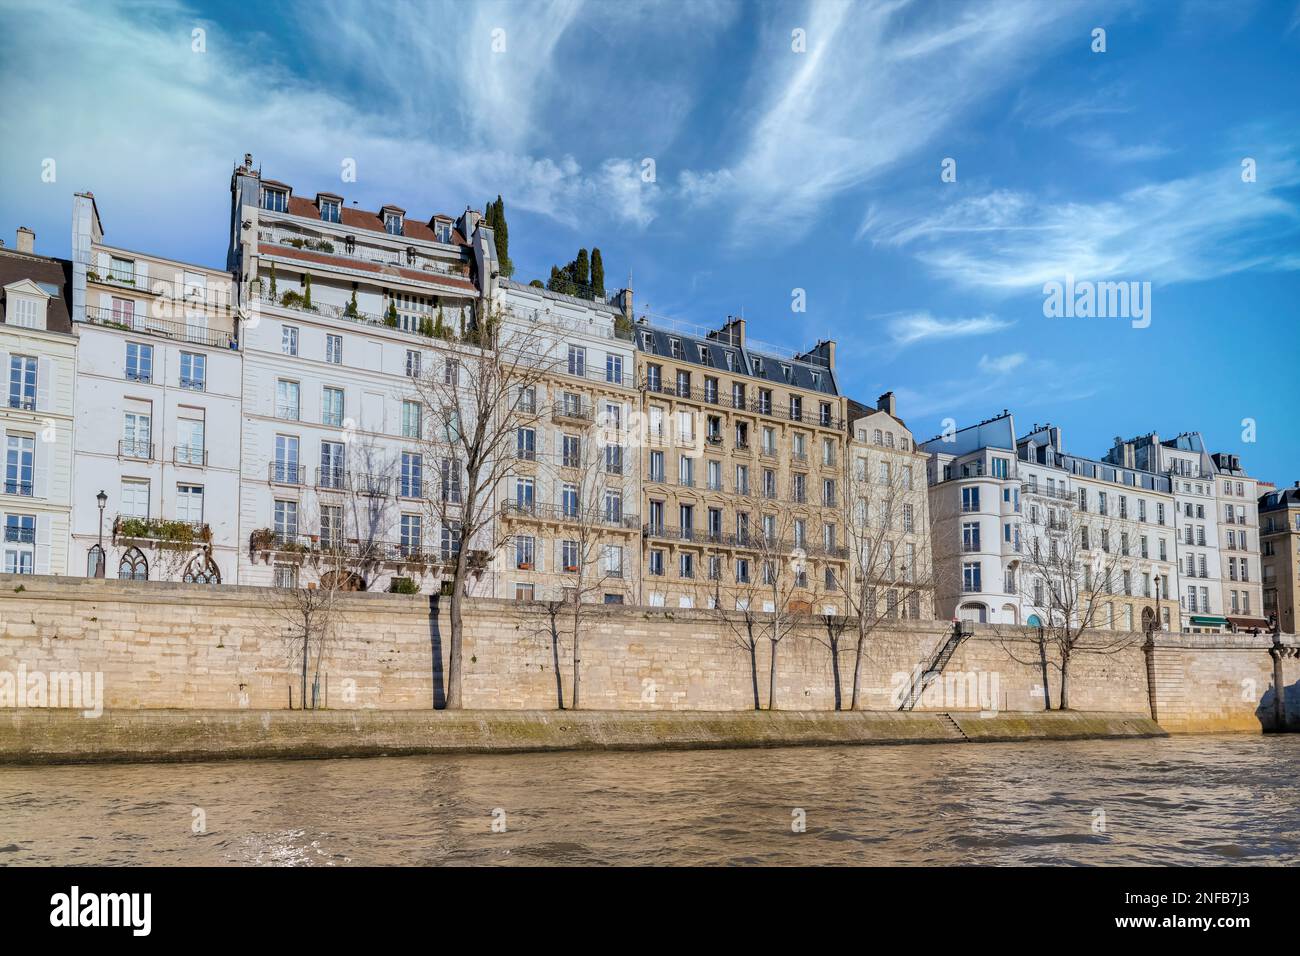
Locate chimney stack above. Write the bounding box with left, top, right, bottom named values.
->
left=877, top=391, right=897, bottom=417
left=16, top=227, right=34, bottom=254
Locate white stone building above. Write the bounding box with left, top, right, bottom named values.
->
left=68, top=193, right=241, bottom=583
left=227, top=156, right=490, bottom=592
left=0, top=228, right=77, bottom=577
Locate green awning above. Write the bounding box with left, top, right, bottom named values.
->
left=1189, top=615, right=1230, bottom=626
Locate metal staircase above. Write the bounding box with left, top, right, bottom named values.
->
left=898, top=623, right=970, bottom=711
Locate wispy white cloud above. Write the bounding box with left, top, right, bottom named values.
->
left=978, top=352, right=1027, bottom=375
left=884, top=311, right=1013, bottom=349
left=863, top=151, right=1300, bottom=291
left=677, top=0, right=1100, bottom=242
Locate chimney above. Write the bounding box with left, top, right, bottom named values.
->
left=16, top=227, right=34, bottom=254
left=877, top=391, right=897, bottom=417
left=460, top=206, right=481, bottom=238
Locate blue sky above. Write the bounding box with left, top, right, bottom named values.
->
left=2, top=0, right=1298, bottom=484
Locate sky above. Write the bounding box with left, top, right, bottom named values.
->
left=1, top=0, right=1298, bottom=485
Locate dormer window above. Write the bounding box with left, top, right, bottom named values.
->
left=383, top=211, right=403, bottom=236
left=262, top=188, right=288, bottom=212
left=781, top=364, right=792, bottom=382
left=434, top=221, right=452, bottom=243
left=640, top=331, right=653, bottom=351
left=700, top=346, right=711, bottom=366
left=406, top=247, right=417, bottom=266
left=319, top=199, right=341, bottom=223
left=669, top=337, right=683, bottom=359
left=752, top=357, right=764, bottom=375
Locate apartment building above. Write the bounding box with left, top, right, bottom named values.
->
left=1211, top=452, right=1267, bottom=629
left=68, top=194, right=240, bottom=584
left=227, top=155, right=489, bottom=592
left=921, top=412, right=1179, bottom=630
left=1259, top=483, right=1300, bottom=633
left=491, top=278, right=641, bottom=604
left=845, top=392, right=934, bottom=620
left=1103, top=432, right=1262, bottom=633
left=633, top=316, right=848, bottom=612
left=0, top=229, right=76, bottom=577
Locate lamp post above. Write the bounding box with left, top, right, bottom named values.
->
left=95, top=489, right=107, bottom=578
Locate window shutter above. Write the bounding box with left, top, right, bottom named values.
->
left=37, top=357, right=51, bottom=412
left=34, top=436, right=47, bottom=500
left=96, top=252, right=109, bottom=276
left=0, top=350, right=8, bottom=392
left=136, top=260, right=149, bottom=288
left=35, top=515, right=51, bottom=575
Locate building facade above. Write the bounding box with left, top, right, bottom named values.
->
left=1211, top=451, right=1267, bottom=629
left=0, top=228, right=77, bottom=577
left=491, top=278, right=641, bottom=604
left=1260, top=483, right=1300, bottom=633
left=632, top=316, right=848, bottom=612
left=921, top=413, right=1180, bottom=631
left=68, top=193, right=240, bottom=584
left=845, top=393, right=935, bottom=621
left=227, top=156, right=487, bottom=593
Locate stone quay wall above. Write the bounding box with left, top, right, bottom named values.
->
left=0, top=575, right=1296, bottom=732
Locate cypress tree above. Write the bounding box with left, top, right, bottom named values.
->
left=590, top=247, right=605, bottom=299
left=493, top=194, right=512, bottom=277
left=548, top=266, right=562, bottom=293
left=574, top=248, right=589, bottom=292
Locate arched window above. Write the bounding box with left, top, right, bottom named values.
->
left=118, top=547, right=148, bottom=581
left=182, top=551, right=221, bottom=584
left=86, top=545, right=105, bottom=578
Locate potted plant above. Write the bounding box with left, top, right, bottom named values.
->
left=517, top=561, right=532, bottom=571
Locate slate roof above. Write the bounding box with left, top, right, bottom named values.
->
left=0, top=247, right=74, bottom=334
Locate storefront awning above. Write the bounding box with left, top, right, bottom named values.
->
left=1227, top=615, right=1271, bottom=629
left=1189, top=615, right=1230, bottom=627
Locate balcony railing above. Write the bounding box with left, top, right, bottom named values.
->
left=640, top=524, right=847, bottom=559
left=249, top=529, right=445, bottom=567
left=552, top=402, right=594, bottom=423
left=1020, top=483, right=1075, bottom=503
left=316, top=467, right=348, bottom=490
left=86, top=268, right=234, bottom=310
left=119, top=439, right=154, bottom=460
left=501, top=501, right=638, bottom=529
left=173, top=446, right=207, bottom=467
left=351, top=472, right=392, bottom=496
left=7, top=396, right=35, bottom=411
left=3, top=525, right=35, bottom=543
left=268, top=461, right=306, bottom=485
left=85, top=306, right=236, bottom=350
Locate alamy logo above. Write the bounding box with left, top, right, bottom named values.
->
left=50, top=886, right=151, bottom=936
left=0, top=665, right=103, bottom=718
left=1042, top=274, right=1151, bottom=329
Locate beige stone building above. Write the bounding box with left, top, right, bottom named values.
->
left=1260, top=483, right=1300, bottom=634
left=845, top=393, right=935, bottom=620
left=632, top=316, right=848, bottom=612
left=1211, top=452, right=1267, bottom=630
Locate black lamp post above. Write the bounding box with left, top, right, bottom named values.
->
left=95, top=489, right=107, bottom=578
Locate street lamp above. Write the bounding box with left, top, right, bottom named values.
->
left=94, top=489, right=107, bottom=578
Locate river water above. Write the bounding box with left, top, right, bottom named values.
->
left=2, top=735, right=1297, bottom=866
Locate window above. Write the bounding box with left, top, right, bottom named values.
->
left=568, top=346, right=586, bottom=378
left=514, top=477, right=535, bottom=512
left=320, top=440, right=345, bottom=489
left=606, top=354, right=623, bottom=385
left=962, top=562, right=981, bottom=592
left=122, top=411, right=151, bottom=459
left=400, top=452, right=423, bottom=498
left=400, top=515, right=422, bottom=555
left=736, top=558, right=750, bottom=584
left=321, top=387, right=344, bottom=427
left=516, top=427, right=536, bottom=461
left=7, top=356, right=36, bottom=410
left=3, top=513, right=35, bottom=575
left=178, top=352, right=205, bottom=391
left=117, top=547, right=148, bottom=581
left=402, top=401, right=422, bottom=439
left=120, top=479, right=150, bottom=518
left=273, top=435, right=300, bottom=483
left=276, top=380, right=300, bottom=419
left=9, top=295, right=38, bottom=329
left=649, top=549, right=665, bottom=576
left=176, top=484, right=204, bottom=524
left=562, top=483, right=579, bottom=518
left=274, top=564, right=299, bottom=589
left=384, top=211, right=403, bottom=235
left=443, top=358, right=459, bottom=386
left=962, top=521, right=980, bottom=552
left=125, top=342, right=153, bottom=382
left=961, top=487, right=980, bottom=512
left=326, top=334, right=343, bottom=365
left=991, top=457, right=1008, bottom=479
left=603, top=491, right=623, bottom=524
left=679, top=552, right=695, bottom=579
left=405, top=350, right=421, bottom=378
left=262, top=188, right=288, bottom=212
left=562, top=540, right=580, bottom=572
left=320, top=198, right=341, bottom=223
left=176, top=417, right=205, bottom=466
left=281, top=325, right=299, bottom=356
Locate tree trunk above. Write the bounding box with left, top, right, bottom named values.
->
left=768, top=639, right=779, bottom=711
left=550, top=617, right=564, bottom=710
left=1059, top=650, right=1071, bottom=710
left=446, top=549, right=467, bottom=709
left=571, top=604, right=582, bottom=710
left=850, top=626, right=866, bottom=710
left=748, top=641, right=760, bottom=710
left=830, top=637, right=842, bottom=711
left=300, top=630, right=309, bottom=712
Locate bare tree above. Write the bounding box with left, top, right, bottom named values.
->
left=843, top=447, right=936, bottom=709
left=700, top=556, right=764, bottom=709
left=808, top=612, right=851, bottom=710
left=749, top=510, right=816, bottom=711
left=411, top=310, right=561, bottom=708
left=1005, top=495, right=1137, bottom=709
